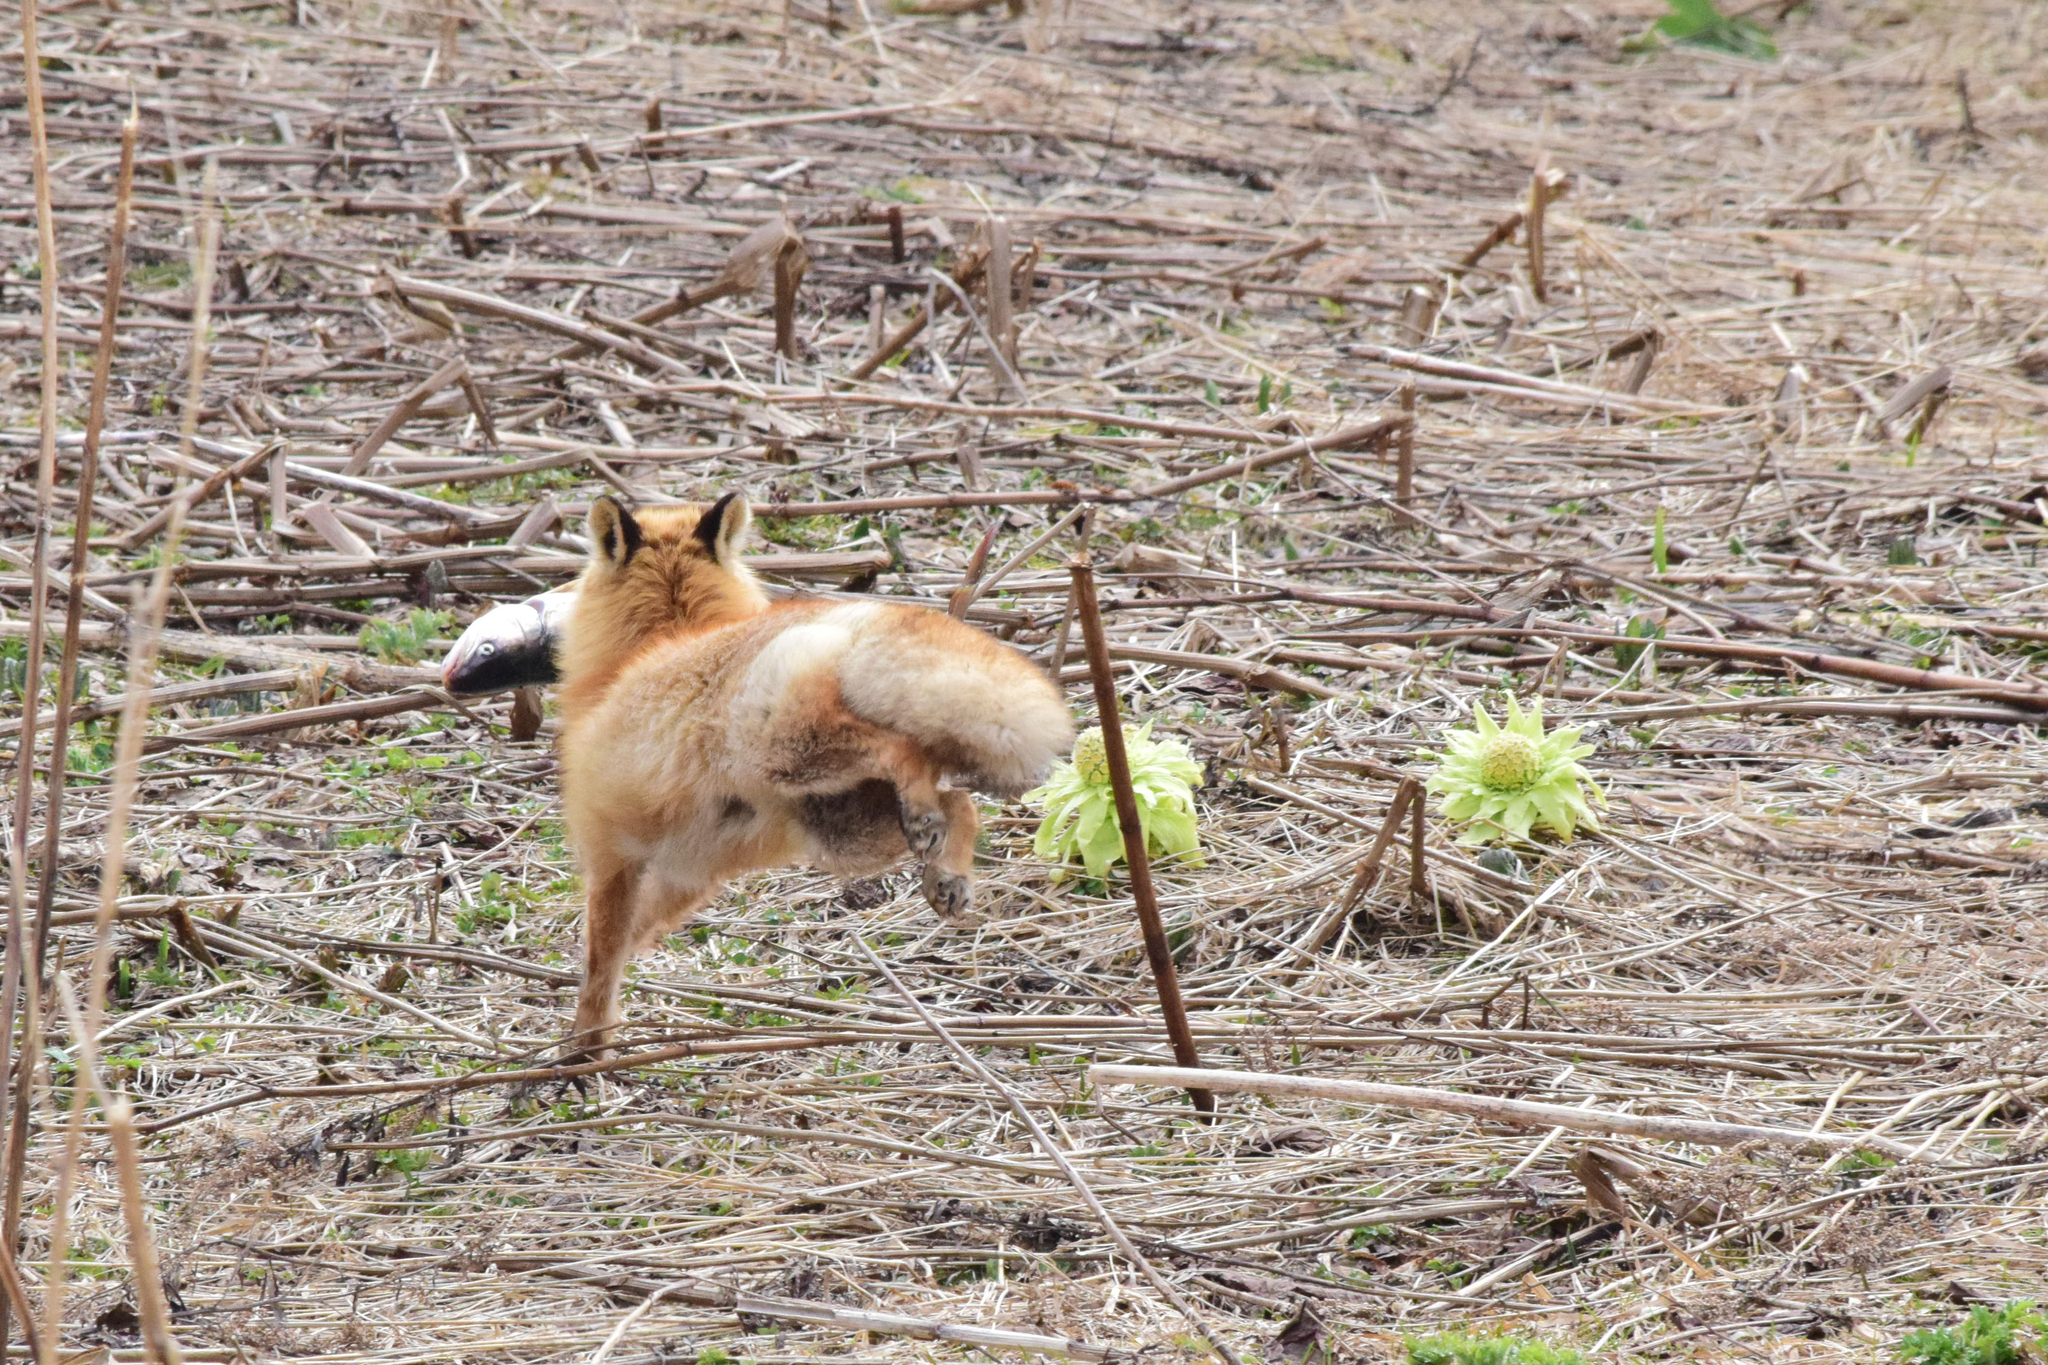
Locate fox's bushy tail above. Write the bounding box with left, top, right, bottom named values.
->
left=837, top=606, right=1074, bottom=794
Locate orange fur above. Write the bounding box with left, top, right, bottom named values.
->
left=557, top=494, right=1073, bottom=1053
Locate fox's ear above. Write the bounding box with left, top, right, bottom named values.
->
left=692, top=491, right=751, bottom=566
left=587, top=496, right=643, bottom=571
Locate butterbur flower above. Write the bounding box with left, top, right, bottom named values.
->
left=1028, top=723, right=1204, bottom=878
left=1425, top=697, right=1604, bottom=846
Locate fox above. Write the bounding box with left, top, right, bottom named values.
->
left=556, top=492, right=1074, bottom=1054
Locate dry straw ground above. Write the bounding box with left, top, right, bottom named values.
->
left=3, top=0, right=2047, bottom=1361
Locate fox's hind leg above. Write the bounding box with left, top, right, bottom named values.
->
left=870, top=739, right=982, bottom=922
left=920, top=787, right=980, bottom=922
left=871, top=736, right=949, bottom=856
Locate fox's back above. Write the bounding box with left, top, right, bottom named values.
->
left=558, top=604, right=815, bottom=840
left=563, top=601, right=830, bottom=766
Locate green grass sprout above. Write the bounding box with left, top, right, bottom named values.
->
left=1408, top=1331, right=1592, bottom=1365
left=360, top=609, right=456, bottom=665
left=1900, top=1302, right=2048, bottom=1365
left=1629, top=0, right=1777, bottom=59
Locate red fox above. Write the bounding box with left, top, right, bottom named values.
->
left=557, top=494, right=1074, bottom=1053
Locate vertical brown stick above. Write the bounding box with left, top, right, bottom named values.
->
left=1348, top=778, right=1418, bottom=913
left=1620, top=331, right=1661, bottom=396
left=1067, top=557, right=1212, bottom=1115
left=0, top=2, right=64, bottom=1343
left=946, top=522, right=998, bottom=619
left=1398, top=285, right=1438, bottom=343
left=772, top=238, right=807, bottom=361
left=1047, top=582, right=1078, bottom=678
left=38, top=164, right=220, bottom=1363
left=864, top=284, right=887, bottom=358
left=435, top=12, right=461, bottom=78
left=0, top=1240, right=38, bottom=1365
left=508, top=687, right=544, bottom=742
left=1525, top=160, right=1550, bottom=303
left=1408, top=780, right=1429, bottom=902
left=886, top=204, right=905, bottom=263
left=269, top=443, right=290, bottom=553
left=443, top=192, right=479, bottom=259
left=1297, top=777, right=1418, bottom=957
left=108, top=1098, right=185, bottom=1364
left=1395, top=384, right=1417, bottom=526
left=954, top=425, right=984, bottom=490
left=31, top=106, right=136, bottom=986
left=456, top=367, right=498, bottom=447
left=985, top=218, right=1017, bottom=398
left=1014, top=240, right=1040, bottom=313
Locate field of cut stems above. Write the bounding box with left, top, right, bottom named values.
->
left=2, top=1, right=2047, bottom=1363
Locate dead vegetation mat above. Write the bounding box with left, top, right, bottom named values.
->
left=3, top=0, right=2048, bottom=1362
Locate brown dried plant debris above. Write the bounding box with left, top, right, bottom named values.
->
left=2, top=2, right=2047, bottom=1364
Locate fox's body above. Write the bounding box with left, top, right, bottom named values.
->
left=557, top=495, right=1072, bottom=1052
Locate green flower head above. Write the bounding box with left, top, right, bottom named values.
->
left=1425, top=696, right=1605, bottom=847
left=1026, top=722, right=1205, bottom=878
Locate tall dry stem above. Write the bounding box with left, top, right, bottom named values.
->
left=33, top=157, right=216, bottom=1365
left=34, top=108, right=138, bottom=1362
left=1, top=1, right=65, bottom=1343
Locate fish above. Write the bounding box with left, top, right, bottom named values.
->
left=440, top=587, right=575, bottom=694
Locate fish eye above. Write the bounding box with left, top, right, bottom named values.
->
left=477, top=642, right=496, bottom=656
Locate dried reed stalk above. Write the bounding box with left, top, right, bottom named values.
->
left=847, top=244, right=989, bottom=380
left=0, top=1, right=64, bottom=1339
left=772, top=236, right=808, bottom=361
left=30, top=163, right=221, bottom=1362
left=985, top=217, right=1019, bottom=397
left=107, top=1098, right=185, bottom=1363
left=1136, top=415, right=1405, bottom=499
left=341, top=356, right=469, bottom=475
left=1395, top=383, right=1417, bottom=523
left=549, top=216, right=803, bottom=362
left=23, top=120, right=137, bottom=1358
left=1089, top=1065, right=1939, bottom=1162
left=1297, top=777, right=1420, bottom=956
left=1068, top=557, right=1211, bottom=1114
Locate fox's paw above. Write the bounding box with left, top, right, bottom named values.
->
left=922, top=863, right=980, bottom=925
left=561, top=1019, right=618, bottom=1067
left=898, top=801, right=948, bottom=858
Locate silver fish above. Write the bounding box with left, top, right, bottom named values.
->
left=440, top=587, right=575, bottom=695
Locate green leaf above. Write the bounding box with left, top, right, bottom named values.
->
left=1614, top=613, right=1666, bottom=671
left=1081, top=820, right=1124, bottom=877
left=1648, top=0, right=1777, bottom=58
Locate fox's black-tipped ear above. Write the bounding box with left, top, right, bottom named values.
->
left=692, top=491, right=751, bottom=566
left=588, top=496, right=642, bottom=570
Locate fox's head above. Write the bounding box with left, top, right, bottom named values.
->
left=559, top=493, right=770, bottom=697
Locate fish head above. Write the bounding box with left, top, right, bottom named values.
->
left=440, top=594, right=565, bottom=694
